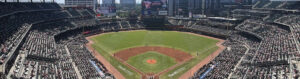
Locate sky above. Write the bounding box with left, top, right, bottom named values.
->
left=55, top=0, right=142, bottom=4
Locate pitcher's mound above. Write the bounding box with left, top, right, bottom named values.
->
left=146, top=59, right=157, bottom=64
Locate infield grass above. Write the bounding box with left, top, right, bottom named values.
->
left=90, top=30, right=220, bottom=79
left=160, top=46, right=219, bottom=79
left=92, top=44, right=141, bottom=79
left=127, top=51, right=177, bottom=73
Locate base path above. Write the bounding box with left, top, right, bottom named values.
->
left=179, top=39, right=225, bottom=79
left=114, top=46, right=193, bottom=62
left=114, top=46, right=193, bottom=79
left=85, top=31, right=226, bottom=79
left=86, top=36, right=126, bottom=79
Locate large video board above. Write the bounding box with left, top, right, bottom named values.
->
left=97, top=0, right=116, bottom=16
left=142, top=0, right=168, bottom=16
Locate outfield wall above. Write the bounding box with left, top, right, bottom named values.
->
left=85, top=30, right=226, bottom=79
left=81, top=27, right=228, bottom=40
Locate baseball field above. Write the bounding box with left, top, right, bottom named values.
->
left=87, top=30, right=223, bottom=79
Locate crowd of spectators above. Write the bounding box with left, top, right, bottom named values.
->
left=119, top=21, right=131, bottom=29
left=229, top=31, right=261, bottom=48
left=169, top=19, right=234, bottom=36
left=8, top=18, right=75, bottom=78
left=187, top=24, right=232, bottom=36
left=67, top=45, right=114, bottom=79
left=168, top=19, right=179, bottom=25
left=0, top=24, right=31, bottom=64
left=180, top=20, right=193, bottom=27
left=2, top=2, right=300, bottom=79
left=8, top=18, right=115, bottom=78
left=0, top=2, right=61, bottom=15
left=57, top=45, right=79, bottom=79
left=191, top=15, right=300, bottom=78
left=235, top=22, right=297, bottom=78
left=169, top=19, right=195, bottom=27
left=0, top=4, right=70, bottom=74
left=275, top=15, right=300, bottom=43
left=9, top=44, right=86, bottom=79
left=24, top=31, right=59, bottom=61
left=72, top=19, right=98, bottom=27
left=10, top=56, right=62, bottom=79
left=191, top=44, right=247, bottom=79
left=0, top=2, right=116, bottom=79
left=176, top=11, right=300, bottom=79
left=12, top=16, right=148, bottom=79
left=201, top=20, right=235, bottom=29
left=230, top=19, right=298, bottom=78
left=0, top=10, right=69, bottom=45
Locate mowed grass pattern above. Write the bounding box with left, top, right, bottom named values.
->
left=90, top=30, right=220, bottom=79
left=127, top=51, right=177, bottom=73
left=91, top=30, right=219, bottom=54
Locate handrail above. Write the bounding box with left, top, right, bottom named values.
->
left=0, top=24, right=32, bottom=74
left=0, top=9, right=61, bottom=18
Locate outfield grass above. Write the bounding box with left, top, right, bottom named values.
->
left=160, top=46, right=219, bottom=79
left=90, top=30, right=220, bottom=79
left=127, top=51, right=177, bottom=73
left=91, top=30, right=219, bottom=54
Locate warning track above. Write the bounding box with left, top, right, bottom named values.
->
left=85, top=30, right=225, bottom=79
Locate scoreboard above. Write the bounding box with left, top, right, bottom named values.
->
left=141, top=0, right=168, bottom=27
left=142, top=0, right=168, bottom=16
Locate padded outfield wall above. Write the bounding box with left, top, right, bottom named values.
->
left=86, top=30, right=225, bottom=79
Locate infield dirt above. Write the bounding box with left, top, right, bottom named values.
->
left=85, top=30, right=225, bottom=79
left=114, top=46, right=193, bottom=63
left=147, top=59, right=157, bottom=64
